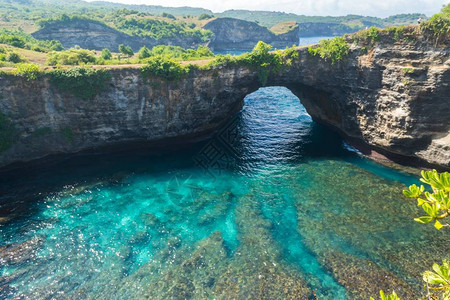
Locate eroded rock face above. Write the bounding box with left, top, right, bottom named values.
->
left=204, top=17, right=299, bottom=50
left=32, top=19, right=207, bottom=51
left=282, top=41, right=450, bottom=169
left=0, top=66, right=258, bottom=167
left=0, top=36, right=448, bottom=169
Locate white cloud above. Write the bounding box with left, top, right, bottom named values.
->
left=91, top=0, right=449, bottom=17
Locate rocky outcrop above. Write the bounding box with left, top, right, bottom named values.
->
left=0, top=237, right=44, bottom=265
left=204, top=18, right=299, bottom=50
left=0, top=66, right=255, bottom=167
left=32, top=17, right=299, bottom=52
left=284, top=39, right=450, bottom=169
left=0, top=33, right=448, bottom=169
left=32, top=19, right=207, bottom=51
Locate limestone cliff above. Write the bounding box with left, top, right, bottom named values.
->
left=204, top=18, right=299, bottom=50
left=0, top=66, right=256, bottom=167
left=284, top=37, right=449, bottom=169
left=0, top=31, right=448, bottom=169
left=32, top=19, right=207, bottom=51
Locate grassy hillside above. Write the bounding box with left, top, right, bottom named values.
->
left=0, top=0, right=211, bottom=34
left=0, top=0, right=426, bottom=35
left=270, top=21, right=298, bottom=34
left=36, top=13, right=212, bottom=42
left=218, top=10, right=426, bottom=29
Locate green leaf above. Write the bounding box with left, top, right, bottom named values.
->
left=417, top=198, right=426, bottom=206
left=422, top=203, right=434, bottom=216
left=434, top=220, right=443, bottom=230
left=414, top=216, right=433, bottom=223
left=403, top=184, right=423, bottom=198
left=424, top=270, right=447, bottom=285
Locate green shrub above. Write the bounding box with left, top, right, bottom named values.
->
left=384, top=26, right=406, bottom=41
left=49, top=67, right=111, bottom=99
left=0, top=33, right=26, bottom=48
left=442, top=3, right=450, bottom=15
left=6, top=52, right=22, bottom=63
left=279, top=45, right=300, bottom=66
left=145, top=45, right=214, bottom=60
left=118, top=44, right=134, bottom=57
left=138, top=46, right=151, bottom=59
left=351, top=26, right=381, bottom=45
left=239, top=41, right=282, bottom=85
left=373, top=169, right=450, bottom=300
left=47, top=48, right=97, bottom=66
left=403, top=169, right=450, bottom=230
left=140, top=56, right=188, bottom=81
left=14, top=63, right=41, bottom=80
left=422, top=260, right=450, bottom=299
left=0, top=28, right=63, bottom=52
left=207, top=54, right=239, bottom=68
left=190, top=46, right=214, bottom=59
left=367, top=26, right=381, bottom=41
left=101, top=48, right=112, bottom=60
left=420, top=13, right=450, bottom=46
left=308, top=37, right=350, bottom=65
left=403, top=169, right=450, bottom=300
left=198, top=13, right=214, bottom=20
left=205, top=43, right=299, bottom=85
left=370, top=290, right=400, bottom=300
left=161, top=12, right=176, bottom=20
left=0, top=112, right=16, bottom=152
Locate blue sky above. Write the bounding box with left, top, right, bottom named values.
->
left=90, top=0, right=449, bottom=17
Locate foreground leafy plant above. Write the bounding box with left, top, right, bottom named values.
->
left=423, top=260, right=450, bottom=300
left=403, top=170, right=450, bottom=230
left=373, top=169, right=450, bottom=300
left=370, top=290, right=400, bottom=300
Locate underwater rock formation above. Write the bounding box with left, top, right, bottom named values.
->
left=0, top=236, right=44, bottom=265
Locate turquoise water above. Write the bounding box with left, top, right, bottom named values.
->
left=1, top=87, right=449, bottom=299
left=214, top=36, right=335, bottom=56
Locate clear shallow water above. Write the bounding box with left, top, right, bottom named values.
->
left=214, top=36, right=335, bottom=56
left=1, top=87, right=449, bottom=299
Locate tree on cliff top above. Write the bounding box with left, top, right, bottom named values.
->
left=100, top=48, right=112, bottom=60
left=118, top=44, right=134, bottom=57
left=138, top=46, right=151, bottom=59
